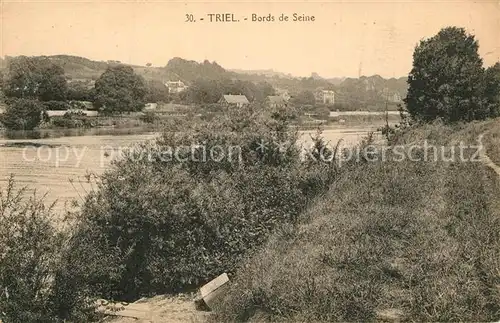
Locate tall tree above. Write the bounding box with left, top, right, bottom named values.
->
left=3, top=56, right=67, bottom=101
left=93, top=65, right=147, bottom=114
left=1, top=99, right=45, bottom=130
left=405, top=27, right=487, bottom=122
left=483, top=62, right=500, bottom=118
left=37, top=64, right=67, bottom=101
left=292, top=90, right=315, bottom=106
left=144, top=79, right=170, bottom=103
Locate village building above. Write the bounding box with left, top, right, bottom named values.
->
left=265, top=95, right=286, bottom=108
left=314, top=90, right=335, bottom=105
left=385, top=91, right=403, bottom=103
left=144, top=103, right=158, bottom=111
left=275, top=88, right=291, bottom=101
left=218, top=94, right=250, bottom=108
left=165, top=80, right=188, bottom=93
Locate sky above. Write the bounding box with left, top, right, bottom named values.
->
left=1, top=0, right=499, bottom=78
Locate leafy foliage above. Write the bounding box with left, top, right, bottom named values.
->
left=291, top=90, right=315, bottom=106
left=62, top=104, right=338, bottom=301
left=405, top=27, right=491, bottom=123
left=0, top=176, right=97, bottom=322
left=42, top=100, right=71, bottom=111
left=483, top=62, right=500, bottom=118
left=50, top=110, right=94, bottom=128
left=3, top=56, right=67, bottom=101
left=66, top=81, right=95, bottom=101
left=0, top=98, right=45, bottom=130
left=93, top=65, right=147, bottom=114
left=144, top=79, right=170, bottom=103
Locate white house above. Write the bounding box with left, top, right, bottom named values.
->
left=315, top=90, right=335, bottom=105
left=165, top=80, right=188, bottom=93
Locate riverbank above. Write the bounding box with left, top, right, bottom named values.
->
left=212, top=119, right=500, bottom=323
left=0, top=127, right=378, bottom=215
left=0, top=111, right=401, bottom=140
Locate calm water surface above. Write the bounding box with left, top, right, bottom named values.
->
left=0, top=127, right=377, bottom=214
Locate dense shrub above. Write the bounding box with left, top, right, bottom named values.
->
left=42, top=100, right=71, bottom=111
left=0, top=98, right=46, bottom=130
left=61, top=104, right=339, bottom=301
left=0, top=176, right=97, bottom=322
left=139, top=111, right=157, bottom=124
left=50, top=110, right=94, bottom=128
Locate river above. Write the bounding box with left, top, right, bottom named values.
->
left=0, top=127, right=378, bottom=214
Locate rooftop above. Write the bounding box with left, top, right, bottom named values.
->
left=222, top=94, right=250, bottom=104
left=267, top=95, right=286, bottom=103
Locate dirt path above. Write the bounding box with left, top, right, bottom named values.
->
left=479, top=133, right=500, bottom=177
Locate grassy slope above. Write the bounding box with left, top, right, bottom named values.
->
left=212, top=119, right=500, bottom=322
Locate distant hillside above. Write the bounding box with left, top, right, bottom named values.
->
left=230, top=68, right=295, bottom=79
left=165, top=57, right=234, bottom=82
left=0, top=55, right=408, bottom=108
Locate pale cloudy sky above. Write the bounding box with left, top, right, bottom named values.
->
left=1, top=0, right=499, bottom=78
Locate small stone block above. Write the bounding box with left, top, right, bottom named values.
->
left=200, top=273, right=229, bottom=299
left=198, top=273, right=230, bottom=311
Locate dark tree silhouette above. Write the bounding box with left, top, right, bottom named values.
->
left=93, top=65, right=147, bottom=114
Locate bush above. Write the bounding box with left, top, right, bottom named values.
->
left=48, top=110, right=94, bottom=128
left=0, top=98, right=45, bottom=130
left=0, top=176, right=97, bottom=322
left=42, top=100, right=71, bottom=111
left=63, top=104, right=339, bottom=301
left=139, top=111, right=157, bottom=124
left=405, top=27, right=492, bottom=123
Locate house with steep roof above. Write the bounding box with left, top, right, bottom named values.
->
left=265, top=95, right=286, bottom=108
left=218, top=94, right=250, bottom=108
left=275, top=89, right=291, bottom=102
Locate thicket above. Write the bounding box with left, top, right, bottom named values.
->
left=56, top=104, right=340, bottom=302
left=0, top=177, right=97, bottom=322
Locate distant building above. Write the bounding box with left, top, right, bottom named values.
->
left=387, top=92, right=402, bottom=103
left=381, top=88, right=403, bottom=103
left=144, top=103, right=158, bottom=110
left=275, top=89, right=291, bottom=102
left=218, top=94, right=250, bottom=108
left=315, top=90, right=335, bottom=105
left=165, top=80, right=188, bottom=93
left=266, top=95, right=286, bottom=108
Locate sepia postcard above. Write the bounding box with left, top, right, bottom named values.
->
left=0, top=1, right=500, bottom=322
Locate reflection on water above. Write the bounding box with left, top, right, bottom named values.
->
left=0, top=127, right=378, bottom=215
left=1, top=126, right=156, bottom=140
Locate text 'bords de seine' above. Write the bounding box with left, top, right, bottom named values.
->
left=185, top=13, right=316, bottom=23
